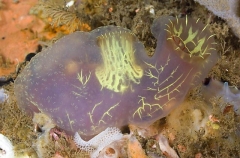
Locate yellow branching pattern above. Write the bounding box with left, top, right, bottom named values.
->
left=72, top=69, right=91, bottom=97
left=77, top=70, right=91, bottom=86
left=95, top=31, right=143, bottom=93
left=165, top=16, right=216, bottom=58
left=87, top=101, right=120, bottom=132
left=133, top=57, right=193, bottom=119
left=88, top=101, right=103, bottom=124
left=133, top=96, right=162, bottom=119
left=66, top=111, right=74, bottom=131
left=98, top=102, right=120, bottom=124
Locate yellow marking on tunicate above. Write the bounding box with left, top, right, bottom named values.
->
left=155, top=68, right=193, bottom=100
left=165, top=16, right=215, bottom=58
left=154, top=73, right=182, bottom=99
left=88, top=112, right=94, bottom=124
left=145, top=69, right=158, bottom=83
left=164, top=29, right=171, bottom=34
left=191, top=37, right=206, bottom=58
left=66, top=111, right=74, bottom=131
left=201, top=24, right=208, bottom=32
left=144, top=55, right=170, bottom=87
left=186, top=15, right=188, bottom=26
left=72, top=84, right=88, bottom=96
left=165, top=24, right=171, bottom=29
left=99, top=119, right=106, bottom=124
left=72, top=88, right=86, bottom=96
left=72, top=70, right=92, bottom=97
left=88, top=101, right=103, bottom=124
left=133, top=96, right=162, bottom=119
left=196, top=18, right=200, bottom=23
left=87, top=101, right=119, bottom=126
left=193, top=71, right=202, bottom=79
left=130, top=84, right=135, bottom=92
left=209, top=48, right=217, bottom=50
left=173, top=23, right=183, bottom=36
left=133, top=59, right=194, bottom=119
left=184, top=27, right=198, bottom=45
left=98, top=102, right=120, bottom=124
left=207, top=34, right=215, bottom=40
left=146, top=87, right=157, bottom=91
left=91, top=125, right=98, bottom=131
left=161, top=54, right=170, bottom=66
left=175, top=47, right=180, bottom=51
left=169, top=19, right=174, bottom=28
left=27, top=99, right=39, bottom=107
left=158, top=66, right=179, bottom=87
left=77, top=70, right=91, bottom=86
left=91, top=101, right=103, bottom=114
left=95, top=31, right=143, bottom=93
left=149, top=97, right=173, bottom=115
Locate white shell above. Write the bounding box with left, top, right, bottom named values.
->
left=66, top=0, right=74, bottom=7
left=0, top=134, right=14, bottom=158
left=0, top=88, right=8, bottom=103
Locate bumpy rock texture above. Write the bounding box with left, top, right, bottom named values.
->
left=14, top=16, right=218, bottom=138
left=194, top=0, right=240, bottom=38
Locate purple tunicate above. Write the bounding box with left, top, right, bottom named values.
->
left=14, top=16, right=218, bottom=139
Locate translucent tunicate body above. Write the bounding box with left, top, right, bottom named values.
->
left=14, top=16, right=218, bottom=139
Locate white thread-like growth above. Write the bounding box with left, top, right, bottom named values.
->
left=74, top=127, right=123, bottom=158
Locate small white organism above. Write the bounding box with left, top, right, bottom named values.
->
left=0, top=88, right=8, bottom=103
left=66, top=0, right=74, bottom=7
left=157, top=134, right=179, bottom=158
left=74, top=127, right=123, bottom=158
left=0, top=133, right=14, bottom=158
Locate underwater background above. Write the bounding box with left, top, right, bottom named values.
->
left=0, top=0, right=240, bottom=157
